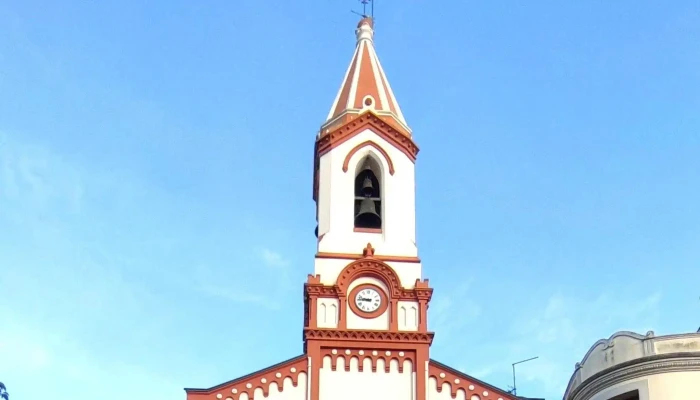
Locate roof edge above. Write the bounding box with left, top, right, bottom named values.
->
left=565, top=351, right=700, bottom=400
left=429, top=359, right=517, bottom=398
left=321, top=108, right=412, bottom=138
left=574, top=331, right=653, bottom=371
left=315, top=111, right=419, bottom=163
left=184, top=354, right=306, bottom=393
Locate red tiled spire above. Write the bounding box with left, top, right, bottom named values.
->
left=323, top=17, right=410, bottom=136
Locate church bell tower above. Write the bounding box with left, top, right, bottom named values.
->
left=305, top=15, right=434, bottom=400
left=185, top=13, right=524, bottom=400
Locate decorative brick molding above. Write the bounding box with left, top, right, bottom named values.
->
left=305, top=275, right=432, bottom=301
left=316, top=111, right=418, bottom=161
left=305, top=328, right=434, bottom=344
left=429, top=360, right=517, bottom=400
left=320, top=348, right=416, bottom=373
left=304, top=245, right=432, bottom=333
left=307, top=247, right=432, bottom=300
left=185, top=356, right=307, bottom=400
left=342, top=140, right=395, bottom=175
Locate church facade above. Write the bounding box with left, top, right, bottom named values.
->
left=185, top=17, right=520, bottom=400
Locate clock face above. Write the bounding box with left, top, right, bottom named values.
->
left=354, top=287, right=382, bottom=313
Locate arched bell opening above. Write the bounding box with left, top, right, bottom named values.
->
left=353, top=156, right=382, bottom=231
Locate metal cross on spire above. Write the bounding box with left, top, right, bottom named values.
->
left=353, top=0, right=374, bottom=19
left=361, top=0, right=374, bottom=18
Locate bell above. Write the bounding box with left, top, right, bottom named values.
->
left=361, top=175, right=374, bottom=197
left=355, top=198, right=381, bottom=229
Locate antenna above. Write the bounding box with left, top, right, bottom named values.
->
left=351, top=0, right=375, bottom=19
left=507, top=356, right=539, bottom=396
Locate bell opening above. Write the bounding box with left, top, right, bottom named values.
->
left=353, top=157, right=382, bottom=230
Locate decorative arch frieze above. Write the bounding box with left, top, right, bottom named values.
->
left=342, top=140, right=395, bottom=175
left=336, top=257, right=403, bottom=298
left=304, top=329, right=433, bottom=344
left=320, top=348, right=416, bottom=373
left=304, top=244, right=433, bottom=303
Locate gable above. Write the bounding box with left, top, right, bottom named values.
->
left=429, top=360, right=517, bottom=400
left=185, top=355, right=307, bottom=400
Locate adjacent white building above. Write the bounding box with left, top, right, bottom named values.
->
left=564, top=331, right=700, bottom=400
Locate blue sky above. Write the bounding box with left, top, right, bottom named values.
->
left=1, top=1, right=699, bottom=399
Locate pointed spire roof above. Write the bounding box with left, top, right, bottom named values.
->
left=322, top=17, right=411, bottom=136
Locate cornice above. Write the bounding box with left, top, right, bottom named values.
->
left=305, top=252, right=433, bottom=302
left=568, top=352, right=700, bottom=400
left=322, top=109, right=412, bottom=138
left=315, top=251, right=421, bottom=263
left=305, top=281, right=432, bottom=302
left=316, top=111, right=419, bottom=162
left=304, top=328, right=434, bottom=344
left=575, top=331, right=654, bottom=371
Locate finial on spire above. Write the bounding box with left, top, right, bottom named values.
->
left=352, top=0, right=375, bottom=42
left=356, top=17, right=374, bottom=42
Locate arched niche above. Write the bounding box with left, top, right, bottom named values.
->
left=336, top=258, right=403, bottom=299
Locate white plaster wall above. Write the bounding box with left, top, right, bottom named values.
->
left=397, top=301, right=419, bottom=331
left=313, top=258, right=422, bottom=290
left=316, top=129, right=418, bottom=257
left=647, top=371, right=700, bottom=399
left=236, top=373, right=307, bottom=400
left=345, top=277, right=390, bottom=330
left=428, top=377, right=468, bottom=400
left=317, top=154, right=333, bottom=239
left=585, top=370, right=700, bottom=400
left=320, top=356, right=414, bottom=400
left=316, top=298, right=339, bottom=328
